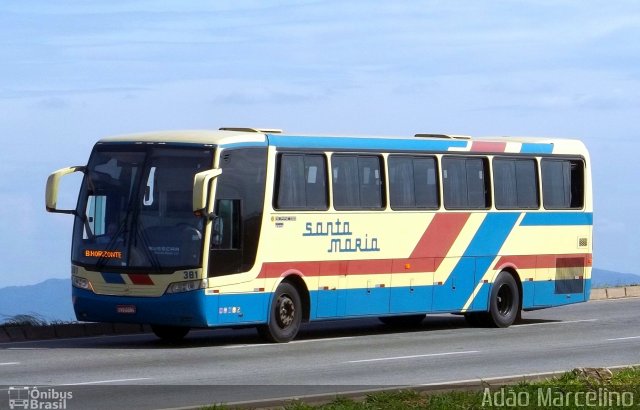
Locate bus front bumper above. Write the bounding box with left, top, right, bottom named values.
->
left=72, top=287, right=210, bottom=327
left=72, top=287, right=271, bottom=328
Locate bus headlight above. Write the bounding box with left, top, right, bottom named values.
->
left=165, top=279, right=207, bottom=294
left=72, top=276, right=93, bottom=291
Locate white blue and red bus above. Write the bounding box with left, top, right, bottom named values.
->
left=46, top=128, right=592, bottom=342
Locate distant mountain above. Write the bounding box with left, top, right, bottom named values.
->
left=592, top=268, right=640, bottom=288
left=0, top=278, right=75, bottom=323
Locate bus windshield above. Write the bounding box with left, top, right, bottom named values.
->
left=71, top=144, right=214, bottom=273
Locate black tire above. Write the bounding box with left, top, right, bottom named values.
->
left=487, top=272, right=520, bottom=328
left=379, top=314, right=425, bottom=327
left=151, top=325, right=190, bottom=342
left=258, top=282, right=302, bottom=343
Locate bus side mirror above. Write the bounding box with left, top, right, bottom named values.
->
left=193, top=168, right=222, bottom=216
left=45, top=166, right=86, bottom=214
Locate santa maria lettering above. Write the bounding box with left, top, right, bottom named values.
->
left=303, top=219, right=380, bottom=253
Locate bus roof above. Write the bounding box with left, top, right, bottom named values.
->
left=97, top=129, right=588, bottom=156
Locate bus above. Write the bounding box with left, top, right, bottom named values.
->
left=46, top=128, right=592, bottom=343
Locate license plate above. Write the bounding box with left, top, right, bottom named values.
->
left=116, top=305, right=136, bottom=314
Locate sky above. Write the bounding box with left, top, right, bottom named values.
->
left=1, top=1, right=639, bottom=287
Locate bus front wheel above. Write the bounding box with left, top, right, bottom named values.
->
left=258, top=282, right=302, bottom=343
left=487, top=272, right=520, bottom=328
left=151, top=325, right=190, bottom=341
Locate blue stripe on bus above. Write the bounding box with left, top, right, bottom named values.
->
left=101, top=272, right=126, bottom=284
left=525, top=279, right=589, bottom=308
left=214, top=293, right=270, bottom=324
left=520, top=143, right=554, bottom=154
left=465, top=213, right=521, bottom=257
left=520, top=212, right=593, bottom=226
left=266, top=134, right=469, bottom=151
left=75, top=278, right=590, bottom=329
left=434, top=213, right=521, bottom=311
left=219, top=141, right=269, bottom=149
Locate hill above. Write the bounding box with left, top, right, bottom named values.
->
left=0, top=278, right=75, bottom=323
left=591, top=268, right=640, bottom=288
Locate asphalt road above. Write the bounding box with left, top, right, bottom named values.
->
left=1, top=298, right=639, bottom=409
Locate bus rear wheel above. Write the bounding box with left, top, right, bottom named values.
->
left=487, top=272, right=520, bottom=328
left=258, top=282, right=302, bottom=343
left=151, top=325, right=190, bottom=341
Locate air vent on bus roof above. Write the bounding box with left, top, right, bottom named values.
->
left=219, top=127, right=283, bottom=134
left=414, top=133, right=471, bottom=140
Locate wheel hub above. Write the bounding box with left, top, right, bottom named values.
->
left=276, top=295, right=295, bottom=328
left=497, top=284, right=513, bottom=316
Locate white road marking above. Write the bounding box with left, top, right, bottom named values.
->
left=515, top=319, right=598, bottom=327
left=291, top=336, right=355, bottom=344
left=347, top=350, right=480, bottom=364
left=0, top=362, right=20, bottom=366
left=607, top=336, right=640, bottom=341
left=60, top=377, right=152, bottom=386
left=7, top=347, right=48, bottom=350
left=223, top=336, right=355, bottom=349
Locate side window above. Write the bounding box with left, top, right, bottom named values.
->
left=442, top=156, right=490, bottom=209
left=541, top=159, right=584, bottom=209
left=389, top=156, right=439, bottom=209
left=493, top=158, right=539, bottom=209
left=358, top=156, right=383, bottom=208
left=332, top=155, right=383, bottom=210
left=275, top=153, right=328, bottom=210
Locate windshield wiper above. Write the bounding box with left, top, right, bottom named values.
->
left=130, top=216, right=163, bottom=273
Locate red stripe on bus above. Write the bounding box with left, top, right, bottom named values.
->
left=409, top=212, right=470, bottom=262
left=470, top=141, right=507, bottom=152
left=258, top=258, right=439, bottom=278
left=346, top=259, right=392, bottom=275
left=257, top=253, right=592, bottom=280
left=391, top=258, right=435, bottom=273
left=258, top=260, right=394, bottom=278
left=128, top=274, right=154, bottom=285
left=493, top=253, right=592, bottom=270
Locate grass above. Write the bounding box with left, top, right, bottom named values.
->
left=202, top=367, right=640, bottom=409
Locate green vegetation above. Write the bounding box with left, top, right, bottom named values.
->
left=202, top=367, right=640, bottom=409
